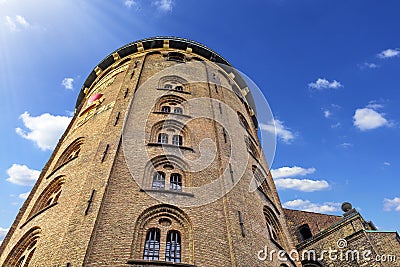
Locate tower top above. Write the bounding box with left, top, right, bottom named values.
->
left=76, top=36, right=257, bottom=115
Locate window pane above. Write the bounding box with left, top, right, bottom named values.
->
left=170, top=173, right=182, bottom=191
left=175, top=85, right=183, bottom=91
left=152, top=172, right=165, bottom=189
left=165, top=230, right=181, bottom=262
left=161, top=106, right=171, bottom=113
left=164, top=84, right=173, bottom=89
left=158, top=133, right=168, bottom=144
left=143, top=228, right=160, bottom=260
left=172, top=135, right=182, bottom=146
left=174, top=107, right=183, bottom=114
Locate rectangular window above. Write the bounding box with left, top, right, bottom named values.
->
left=152, top=172, right=165, bottom=189
left=158, top=133, right=168, bottom=144
left=170, top=173, right=182, bottom=191
left=172, top=135, right=183, bottom=146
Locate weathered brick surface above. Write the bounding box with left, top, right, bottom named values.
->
left=2, top=38, right=397, bottom=267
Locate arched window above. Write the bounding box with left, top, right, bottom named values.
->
left=28, top=176, right=65, bottom=220
left=170, top=173, right=182, bottom=191
left=158, top=76, right=188, bottom=93
left=263, top=206, right=287, bottom=249
left=174, top=107, right=183, bottom=114
left=298, top=224, right=313, bottom=241
left=238, top=112, right=250, bottom=130
left=155, top=95, right=187, bottom=116
left=4, top=227, right=41, bottom=267
left=245, top=136, right=259, bottom=159
left=161, top=106, right=171, bottom=113
left=54, top=137, right=84, bottom=170
left=151, top=120, right=189, bottom=148
left=158, top=133, right=169, bottom=144
left=172, top=135, right=183, bottom=146
left=133, top=204, right=193, bottom=263
left=165, top=230, right=181, bottom=262
left=152, top=172, right=165, bottom=189
left=251, top=165, right=272, bottom=198
left=143, top=228, right=161, bottom=260
left=252, top=165, right=266, bottom=185
left=144, top=155, right=188, bottom=192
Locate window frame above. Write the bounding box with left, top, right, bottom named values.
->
left=170, top=173, right=182, bottom=191
left=143, top=228, right=161, bottom=261
left=158, top=133, right=169, bottom=144
left=152, top=172, right=166, bottom=190
left=165, top=230, right=182, bottom=263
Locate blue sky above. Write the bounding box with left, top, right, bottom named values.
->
left=1, top=0, right=399, bottom=242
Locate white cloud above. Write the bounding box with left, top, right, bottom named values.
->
left=5, top=16, right=16, bottom=31
left=383, top=162, right=391, bottom=166
left=124, top=0, right=139, bottom=8
left=6, top=164, right=40, bottom=186
left=275, top=178, right=329, bottom=192
left=323, top=110, right=331, bottom=118
left=65, top=110, right=75, bottom=117
left=153, top=0, right=173, bottom=11
left=61, top=78, right=74, bottom=90
left=377, top=48, right=400, bottom=59
left=0, top=227, right=9, bottom=243
left=366, top=103, right=384, bottom=109
left=19, top=192, right=30, bottom=200
left=16, top=112, right=71, bottom=151
left=15, top=15, right=29, bottom=27
left=361, top=62, right=379, bottom=69
left=283, top=199, right=340, bottom=213
left=331, top=122, right=341, bottom=128
left=339, top=142, right=353, bottom=148
left=383, top=197, right=400, bottom=212
left=353, top=108, right=390, bottom=131
left=308, top=78, right=343, bottom=90
left=271, top=166, right=329, bottom=192
left=271, top=166, right=316, bottom=179
left=366, top=100, right=384, bottom=110
left=5, top=15, right=30, bottom=31
left=260, top=119, right=295, bottom=144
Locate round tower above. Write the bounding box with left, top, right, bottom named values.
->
left=0, top=37, right=296, bottom=267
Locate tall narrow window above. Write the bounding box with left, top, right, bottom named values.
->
left=158, top=133, right=168, bottom=144
left=238, top=112, right=250, bottom=130
left=245, top=136, right=259, bottom=158
left=172, top=135, right=183, bottom=146
left=143, top=228, right=161, bottom=260
left=54, top=137, right=84, bottom=170
left=165, top=230, right=181, bottom=262
left=161, top=106, right=171, bottom=113
left=28, top=176, right=65, bottom=220
left=45, top=188, right=62, bottom=207
left=3, top=227, right=41, bottom=267
left=152, top=172, right=165, bottom=189
left=174, top=107, right=183, bottom=114
left=170, top=173, right=182, bottom=191
left=16, top=239, right=37, bottom=267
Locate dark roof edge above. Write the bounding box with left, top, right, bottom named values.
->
left=283, top=208, right=342, bottom=219
left=75, top=36, right=236, bottom=109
